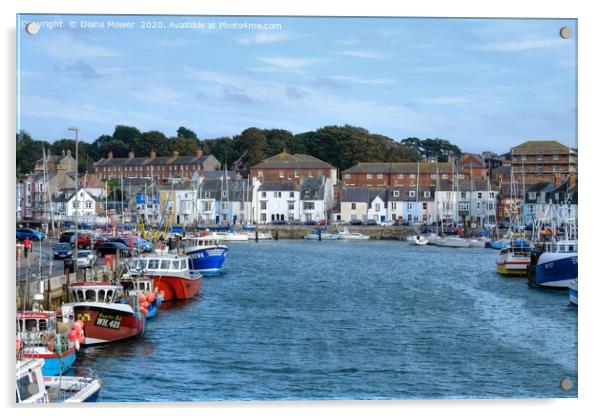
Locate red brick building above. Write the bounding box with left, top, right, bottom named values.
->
left=341, top=162, right=469, bottom=187
left=250, top=152, right=337, bottom=184
left=459, top=153, right=487, bottom=178
left=91, top=150, right=220, bottom=182
left=510, top=140, right=577, bottom=183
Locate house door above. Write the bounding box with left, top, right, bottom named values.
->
left=233, top=215, right=237, bottom=224
left=380, top=215, right=385, bottom=223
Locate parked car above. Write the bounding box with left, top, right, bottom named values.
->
left=347, top=219, right=363, bottom=226
left=363, top=219, right=378, bottom=226
left=16, top=228, right=46, bottom=241
left=317, top=219, right=331, bottom=226
left=59, top=231, right=76, bottom=245
left=53, top=243, right=73, bottom=259
left=303, top=220, right=316, bottom=226
left=95, top=242, right=133, bottom=257
left=93, top=237, right=107, bottom=249
left=269, top=220, right=286, bottom=225
left=288, top=220, right=303, bottom=225
left=379, top=220, right=395, bottom=226
left=106, top=237, right=144, bottom=254
left=75, top=250, right=96, bottom=268
left=76, top=234, right=92, bottom=249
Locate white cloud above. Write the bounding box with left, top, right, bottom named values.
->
left=257, top=56, right=321, bottom=69
left=473, top=38, right=564, bottom=52
left=236, top=32, right=293, bottom=45
left=337, top=50, right=391, bottom=59
left=36, top=33, right=122, bottom=60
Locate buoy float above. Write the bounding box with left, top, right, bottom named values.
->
left=74, top=339, right=80, bottom=351
left=68, top=330, right=78, bottom=342
left=139, top=294, right=147, bottom=304
left=147, top=292, right=156, bottom=303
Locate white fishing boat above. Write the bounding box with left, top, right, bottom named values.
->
left=16, top=358, right=101, bottom=403
left=215, top=232, right=250, bottom=242
left=304, top=231, right=339, bottom=240
left=407, top=235, right=428, bottom=245
left=496, top=242, right=532, bottom=276
left=337, top=227, right=369, bottom=240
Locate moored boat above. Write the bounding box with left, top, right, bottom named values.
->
left=16, top=358, right=101, bottom=403
left=469, top=237, right=491, bottom=248
left=337, top=226, right=369, bottom=240
left=64, top=282, right=145, bottom=346
left=533, top=239, right=578, bottom=289
left=17, top=310, right=76, bottom=376
left=120, top=273, right=163, bottom=319
left=496, top=241, right=531, bottom=276
left=182, top=236, right=228, bottom=275
left=129, top=254, right=202, bottom=301
left=439, top=236, right=471, bottom=248
left=407, top=235, right=428, bottom=245
left=304, top=231, right=339, bottom=240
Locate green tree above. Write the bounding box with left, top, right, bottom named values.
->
left=202, top=137, right=238, bottom=167
left=112, top=125, right=142, bottom=151
left=138, top=130, right=170, bottom=156
left=234, top=128, right=268, bottom=170
left=168, top=136, right=199, bottom=155
left=176, top=126, right=198, bottom=141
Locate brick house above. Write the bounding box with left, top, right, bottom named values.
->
left=341, top=162, right=465, bottom=187
left=510, top=140, right=577, bottom=183
left=250, top=152, right=337, bottom=185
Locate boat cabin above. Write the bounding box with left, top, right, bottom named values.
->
left=16, top=359, right=48, bottom=403
left=545, top=239, right=578, bottom=254
left=129, top=255, right=190, bottom=277
left=182, top=237, right=223, bottom=250
left=17, top=311, right=56, bottom=344
left=69, top=283, right=120, bottom=303
left=120, top=275, right=154, bottom=296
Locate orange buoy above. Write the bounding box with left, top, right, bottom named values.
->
left=139, top=294, right=147, bottom=303
left=147, top=292, right=156, bottom=303
left=68, top=330, right=78, bottom=342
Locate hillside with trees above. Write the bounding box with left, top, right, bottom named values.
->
left=16, top=125, right=462, bottom=178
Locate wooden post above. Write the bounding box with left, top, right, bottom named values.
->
left=255, top=229, right=258, bottom=242
left=45, top=278, right=51, bottom=311
left=318, top=228, right=322, bottom=241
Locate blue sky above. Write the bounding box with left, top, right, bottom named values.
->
left=17, top=15, right=577, bottom=154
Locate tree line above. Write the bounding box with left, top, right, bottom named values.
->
left=16, top=125, right=462, bottom=178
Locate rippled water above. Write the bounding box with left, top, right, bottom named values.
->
left=74, top=240, right=577, bottom=401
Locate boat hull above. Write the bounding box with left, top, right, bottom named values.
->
left=152, top=275, right=202, bottom=301
left=72, top=304, right=145, bottom=346
left=569, top=279, right=578, bottom=305
left=535, top=253, right=578, bottom=288
left=496, top=253, right=530, bottom=276
left=186, top=246, right=228, bottom=274
left=24, top=349, right=77, bottom=376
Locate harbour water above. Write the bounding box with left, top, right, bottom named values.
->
left=74, top=240, right=577, bottom=401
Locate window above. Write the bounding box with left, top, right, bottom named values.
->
left=430, top=174, right=437, bottom=179
left=260, top=213, right=267, bottom=222
left=391, top=202, right=397, bottom=210
left=521, top=155, right=527, bottom=161
left=308, top=171, right=313, bottom=178
left=537, top=155, right=543, bottom=161
left=258, top=171, right=263, bottom=178
left=85, top=202, right=92, bottom=209
left=423, top=202, right=427, bottom=210
left=393, top=190, right=400, bottom=197
left=181, top=260, right=187, bottom=269
left=261, top=192, right=266, bottom=198
left=423, top=191, right=431, bottom=198
left=222, top=202, right=228, bottom=210
left=529, top=192, right=536, bottom=200
left=537, top=166, right=543, bottom=172
left=351, top=202, right=356, bottom=210
left=366, top=174, right=373, bottom=179
left=459, top=202, right=470, bottom=211
left=204, top=191, right=210, bottom=198
left=458, top=174, right=464, bottom=179
left=553, top=154, right=560, bottom=161
left=289, top=192, right=294, bottom=198
left=260, top=201, right=267, bottom=210
left=289, top=202, right=295, bottom=210
left=398, top=174, right=404, bottom=179
left=442, top=174, right=448, bottom=179
left=375, top=203, right=381, bottom=212
left=222, top=191, right=227, bottom=198
left=203, top=201, right=211, bottom=211
left=489, top=192, right=495, bottom=199
left=408, top=202, right=413, bottom=210
left=274, top=192, right=281, bottom=198
left=409, top=174, right=416, bottom=179
left=554, top=166, right=560, bottom=172
left=303, top=202, right=315, bottom=210
left=160, top=260, right=170, bottom=270
left=377, top=173, right=383, bottom=179
left=344, top=174, right=351, bottom=179
left=477, top=202, right=481, bottom=209
left=279, top=170, right=284, bottom=178
left=294, top=170, right=299, bottom=178
left=409, top=190, right=415, bottom=197
left=477, top=192, right=482, bottom=199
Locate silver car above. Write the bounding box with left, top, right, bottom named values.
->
left=75, top=250, right=96, bottom=269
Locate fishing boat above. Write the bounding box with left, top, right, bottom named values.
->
left=337, top=226, right=369, bottom=240
left=533, top=239, right=578, bottom=289
left=182, top=236, right=229, bottom=275
left=215, top=231, right=250, bottom=241
left=16, top=358, right=101, bottom=403
left=496, top=239, right=532, bottom=276
left=17, top=309, right=76, bottom=376
left=569, top=279, right=578, bottom=306
left=407, top=235, right=428, bottom=245
left=490, top=239, right=510, bottom=250
left=64, top=282, right=145, bottom=346
left=469, top=236, right=491, bottom=248
left=439, top=236, right=471, bottom=248
left=129, top=254, right=202, bottom=301
left=120, top=273, right=163, bottom=319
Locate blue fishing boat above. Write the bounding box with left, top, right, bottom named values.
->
left=182, top=236, right=229, bottom=275
left=569, top=279, right=578, bottom=305
left=17, top=310, right=77, bottom=377
left=534, top=239, right=578, bottom=289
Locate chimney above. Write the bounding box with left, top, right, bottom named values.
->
left=172, top=150, right=179, bottom=158
left=108, top=151, right=113, bottom=160
left=128, top=150, right=134, bottom=160
left=62, top=150, right=65, bottom=156
left=150, top=150, right=156, bottom=159
left=66, top=149, right=72, bottom=157
left=196, top=149, right=203, bottom=158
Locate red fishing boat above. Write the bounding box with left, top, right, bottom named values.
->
left=63, top=282, right=145, bottom=346
left=129, top=254, right=202, bottom=301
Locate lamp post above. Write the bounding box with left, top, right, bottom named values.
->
left=68, top=127, right=79, bottom=280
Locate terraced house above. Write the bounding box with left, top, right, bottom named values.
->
left=92, top=149, right=221, bottom=182
left=341, top=161, right=462, bottom=187
left=510, top=140, right=577, bottom=183
left=250, top=152, right=337, bottom=185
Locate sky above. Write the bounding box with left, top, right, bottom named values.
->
left=16, top=14, right=577, bottom=154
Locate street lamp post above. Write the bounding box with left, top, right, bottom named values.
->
left=68, top=127, right=79, bottom=280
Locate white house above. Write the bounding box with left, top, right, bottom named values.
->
left=340, top=187, right=388, bottom=224
left=299, top=176, right=334, bottom=222
left=367, top=190, right=388, bottom=224
left=255, top=182, right=300, bottom=224
left=52, top=188, right=104, bottom=224
left=195, top=177, right=254, bottom=225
